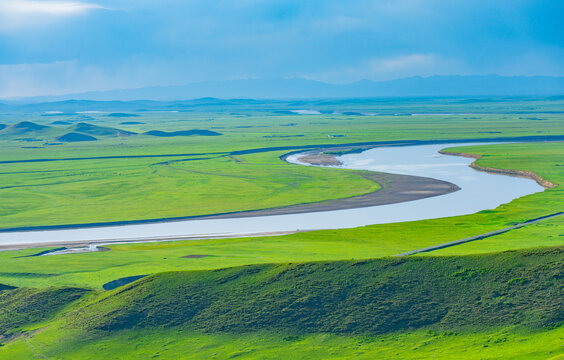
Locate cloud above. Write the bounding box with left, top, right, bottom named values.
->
left=0, top=0, right=106, bottom=31
left=0, top=0, right=562, bottom=97
left=0, top=61, right=118, bottom=98
left=369, top=54, right=437, bottom=73
left=301, top=54, right=464, bottom=83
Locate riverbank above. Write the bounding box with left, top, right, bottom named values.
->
left=439, top=150, right=557, bottom=188
left=0, top=142, right=549, bottom=248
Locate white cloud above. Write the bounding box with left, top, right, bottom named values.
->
left=0, top=59, right=189, bottom=98
left=0, top=61, right=113, bottom=98
left=300, top=54, right=465, bottom=83
left=369, top=54, right=437, bottom=73
left=0, top=0, right=105, bottom=30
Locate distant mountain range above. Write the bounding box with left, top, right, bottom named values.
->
left=8, top=75, right=564, bottom=103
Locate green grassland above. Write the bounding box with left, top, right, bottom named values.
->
left=6, top=327, right=562, bottom=360
left=0, top=97, right=563, bottom=359
left=0, top=246, right=562, bottom=359
left=1, top=97, right=563, bottom=229
left=0, top=151, right=378, bottom=229
left=0, top=141, right=562, bottom=289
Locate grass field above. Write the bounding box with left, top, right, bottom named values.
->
left=1, top=97, right=563, bottom=229
left=0, top=150, right=379, bottom=229
left=0, top=97, right=563, bottom=359
left=0, top=141, right=562, bottom=289
left=5, top=327, right=562, bottom=360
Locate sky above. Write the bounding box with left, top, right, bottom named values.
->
left=0, top=0, right=563, bottom=98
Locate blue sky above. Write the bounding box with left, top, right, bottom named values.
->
left=0, top=0, right=563, bottom=97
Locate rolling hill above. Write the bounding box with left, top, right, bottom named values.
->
left=8, top=75, right=564, bottom=102
left=0, top=121, right=51, bottom=135
left=69, top=122, right=137, bottom=137
left=144, top=129, right=222, bottom=137
left=0, top=247, right=562, bottom=358
left=56, top=132, right=98, bottom=142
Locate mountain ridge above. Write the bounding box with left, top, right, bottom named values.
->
left=5, top=75, right=564, bottom=103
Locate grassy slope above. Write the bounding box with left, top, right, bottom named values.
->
left=0, top=141, right=562, bottom=289
left=0, top=246, right=562, bottom=359
left=0, top=287, right=89, bottom=338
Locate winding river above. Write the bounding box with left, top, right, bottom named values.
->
left=0, top=143, right=544, bottom=248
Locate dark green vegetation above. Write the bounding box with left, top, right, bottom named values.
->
left=56, top=132, right=97, bottom=142
left=70, top=122, right=136, bottom=137
left=144, top=129, right=222, bottom=137
left=73, top=247, right=564, bottom=334
left=0, top=247, right=562, bottom=359
left=107, top=113, right=140, bottom=118
left=0, top=287, right=89, bottom=339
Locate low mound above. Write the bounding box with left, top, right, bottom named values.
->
left=70, top=246, right=564, bottom=335
left=144, top=129, right=222, bottom=137
left=107, top=113, right=140, bottom=118
left=56, top=132, right=97, bottom=142
left=70, top=122, right=136, bottom=137
left=0, top=124, right=6, bottom=130
left=1, top=121, right=50, bottom=134
left=51, top=120, right=72, bottom=125
left=13, top=121, right=49, bottom=130
left=120, top=121, right=144, bottom=125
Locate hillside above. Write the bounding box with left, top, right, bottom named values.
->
left=0, top=287, right=89, bottom=338
left=69, top=122, right=137, bottom=137
left=0, top=247, right=562, bottom=359
left=69, top=246, right=564, bottom=335
left=9, top=75, right=564, bottom=102
left=0, top=121, right=51, bottom=136
left=56, top=132, right=98, bottom=142
left=144, top=129, right=222, bottom=137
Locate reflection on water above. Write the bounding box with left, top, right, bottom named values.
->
left=0, top=143, right=544, bottom=246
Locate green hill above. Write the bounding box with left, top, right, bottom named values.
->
left=0, top=121, right=51, bottom=136
left=0, top=287, right=89, bottom=338
left=67, top=246, right=563, bottom=335
left=0, top=247, right=562, bottom=359
left=144, top=129, right=222, bottom=137
left=69, top=122, right=137, bottom=137
left=106, top=113, right=140, bottom=118
left=56, top=132, right=98, bottom=142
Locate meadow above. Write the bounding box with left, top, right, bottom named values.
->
left=0, top=97, right=562, bottom=359
left=0, top=109, right=562, bottom=289
left=1, top=97, right=563, bottom=229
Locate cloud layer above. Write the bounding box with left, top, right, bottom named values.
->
left=0, top=0, right=562, bottom=97
left=0, top=0, right=105, bottom=31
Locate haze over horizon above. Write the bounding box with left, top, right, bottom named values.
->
left=1, top=0, right=563, bottom=98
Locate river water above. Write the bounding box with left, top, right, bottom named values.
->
left=0, top=143, right=544, bottom=246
